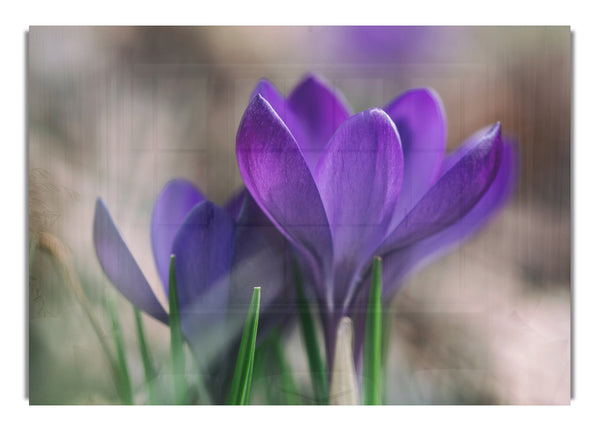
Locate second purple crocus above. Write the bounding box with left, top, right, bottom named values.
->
left=235, top=75, right=516, bottom=369
left=93, top=180, right=293, bottom=401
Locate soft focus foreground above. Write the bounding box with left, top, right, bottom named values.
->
left=28, top=27, right=570, bottom=404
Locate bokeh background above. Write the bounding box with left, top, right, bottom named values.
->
left=28, top=26, right=571, bottom=404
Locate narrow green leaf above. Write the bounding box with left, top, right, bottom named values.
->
left=169, top=254, right=187, bottom=404
left=293, top=261, right=328, bottom=404
left=133, top=307, right=159, bottom=404
left=107, top=298, right=133, bottom=405
left=363, top=256, right=382, bottom=405
left=227, top=286, right=261, bottom=405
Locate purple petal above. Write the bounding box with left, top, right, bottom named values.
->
left=236, top=94, right=333, bottom=284
left=251, top=79, right=287, bottom=119
left=314, top=108, right=403, bottom=308
left=380, top=122, right=504, bottom=254
left=171, top=201, right=235, bottom=348
left=385, top=88, right=447, bottom=227
left=224, top=188, right=246, bottom=222
left=229, top=190, right=295, bottom=340
left=93, top=198, right=168, bottom=324
left=350, top=137, right=516, bottom=364
left=151, top=179, right=204, bottom=296
left=288, top=74, right=351, bottom=172
left=251, top=79, right=307, bottom=150
left=380, top=138, right=517, bottom=298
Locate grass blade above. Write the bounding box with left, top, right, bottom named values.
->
left=35, top=233, right=132, bottom=404
left=293, top=261, right=328, bottom=404
left=169, top=254, right=187, bottom=404
left=363, top=256, right=382, bottom=405
left=227, top=286, right=261, bottom=405
left=107, top=298, right=133, bottom=405
left=133, top=307, right=159, bottom=404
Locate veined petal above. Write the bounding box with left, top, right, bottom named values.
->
left=380, top=122, right=504, bottom=254
left=236, top=94, right=333, bottom=281
left=288, top=74, right=351, bottom=172
left=171, top=201, right=235, bottom=351
left=151, top=179, right=204, bottom=296
left=314, top=108, right=403, bottom=307
left=251, top=79, right=287, bottom=119
left=380, top=139, right=517, bottom=298
left=93, top=198, right=168, bottom=324
left=385, top=88, right=447, bottom=228
left=251, top=79, right=307, bottom=151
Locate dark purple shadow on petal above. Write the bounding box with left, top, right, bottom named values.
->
left=288, top=74, right=351, bottom=172
left=381, top=122, right=504, bottom=253
left=151, top=179, right=204, bottom=297
left=385, top=88, right=447, bottom=229
left=224, top=187, right=246, bottom=222
left=171, top=201, right=235, bottom=351
left=314, top=108, right=404, bottom=309
left=93, top=198, right=168, bottom=324
left=228, top=190, right=295, bottom=342
left=236, top=94, right=333, bottom=299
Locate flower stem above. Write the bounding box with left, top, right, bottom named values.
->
left=133, top=307, right=159, bottom=404
left=107, top=298, right=133, bottom=405
left=293, top=261, right=329, bottom=404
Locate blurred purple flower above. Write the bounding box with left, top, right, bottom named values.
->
left=236, top=74, right=516, bottom=368
left=93, top=180, right=292, bottom=399
left=336, top=26, right=458, bottom=64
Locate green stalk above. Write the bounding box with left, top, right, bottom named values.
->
left=134, top=307, right=159, bottom=404
left=168, top=255, right=187, bottom=404
left=293, top=261, right=328, bottom=404
left=363, top=256, right=382, bottom=405
left=227, top=286, right=261, bottom=405
left=107, top=298, right=133, bottom=405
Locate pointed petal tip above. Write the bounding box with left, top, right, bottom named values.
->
left=365, top=107, right=394, bottom=123
left=248, top=92, right=277, bottom=116
left=297, top=72, right=327, bottom=87
left=251, top=78, right=278, bottom=99
left=488, top=121, right=502, bottom=136
left=94, top=196, right=107, bottom=213
left=291, top=72, right=352, bottom=114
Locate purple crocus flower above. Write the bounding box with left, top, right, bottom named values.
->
left=236, top=74, right=516, bottom=370
left=93, top=180, right=292, bottom=400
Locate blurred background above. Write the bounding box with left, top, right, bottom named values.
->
left=28, top=26, right=570, bottom=404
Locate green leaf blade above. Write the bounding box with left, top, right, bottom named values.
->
left=228, top=286, right=261, bottom=405
left=169, top=254, right=187, bottom=404
left=293, top=261, right=328, bottom=404
left=363, top=256, right=382, bottom=405
left=133, top=307, right=159, bottom=404
left=107, top=298, right=133, bottom=405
